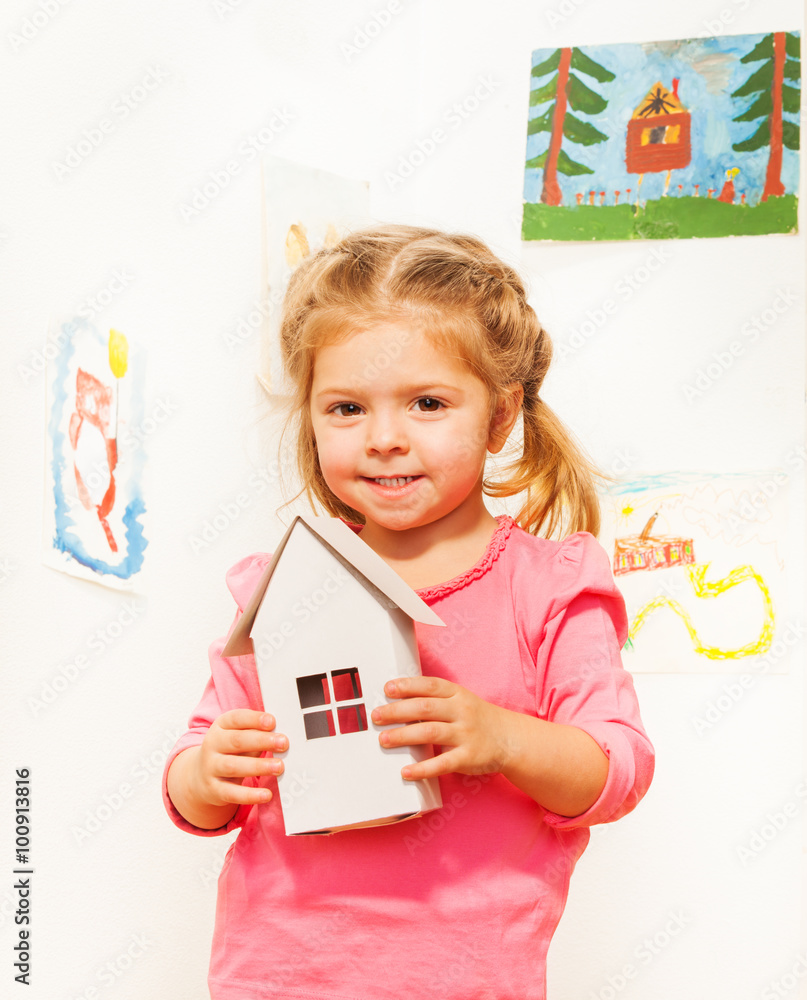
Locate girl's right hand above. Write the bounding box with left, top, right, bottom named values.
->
left=193, top=710, right=288, bottom=808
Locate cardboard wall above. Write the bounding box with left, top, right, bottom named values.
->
left=1, top=1, right=804, bottom=997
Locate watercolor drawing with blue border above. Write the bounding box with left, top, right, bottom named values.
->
left=44, top=317, right=147, bottom=588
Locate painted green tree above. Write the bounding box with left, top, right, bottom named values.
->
left=732, top=31, right=800, bottom=201
left=526, top=47, right=615, bottom=206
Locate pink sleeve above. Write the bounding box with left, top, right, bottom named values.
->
left=534, top=533, right=655, bottom=829
left=162, top=555, right=269, bottom=837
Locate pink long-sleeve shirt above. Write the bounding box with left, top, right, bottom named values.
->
left=163, top=516, right=654, bottom=1000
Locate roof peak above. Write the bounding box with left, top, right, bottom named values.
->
left=632, top=81, right=688, bottom=118
left=222, top=514, right=445, bottom=658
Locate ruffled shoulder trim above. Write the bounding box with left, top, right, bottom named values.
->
left=551, top=529, right=588, bottom=570
left=416, top=515, right=515, bottom=601
left=224, top=551, right=272, bottom=611
left=556, top=530, right=609, bottom=572
left=544, top=530, right=628, bottom=646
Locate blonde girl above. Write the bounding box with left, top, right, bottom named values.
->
left=164, top=224, right=654, bottom=1000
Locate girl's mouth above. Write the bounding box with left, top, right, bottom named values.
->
left=361, top=475, right=423, bottom=494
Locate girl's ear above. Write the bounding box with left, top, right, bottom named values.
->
left=488, top=384, right=523, bottom=455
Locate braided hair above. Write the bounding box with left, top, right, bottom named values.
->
left=277, top=224, right=601, bottom=537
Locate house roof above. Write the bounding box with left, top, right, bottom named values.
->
left=222, top=514, right=445, bottom=657
left=632, top=82, right=689, bottom=119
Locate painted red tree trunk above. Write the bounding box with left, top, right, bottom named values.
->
left=540, top=47, right=572, bottom=207
left=762, top=31, right=786, bottom=201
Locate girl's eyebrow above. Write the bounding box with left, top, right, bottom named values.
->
left=313, top=383, right=463, bottom=400
left=405, top=384, right=463, bottom=395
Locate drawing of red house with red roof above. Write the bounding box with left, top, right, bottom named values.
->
left=613, top=512, right=696, bottom=577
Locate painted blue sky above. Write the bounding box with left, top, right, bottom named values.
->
left=524, top=32, right=801, bottom=205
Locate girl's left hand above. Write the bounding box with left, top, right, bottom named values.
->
left=370, top=676, right=519, bottom=780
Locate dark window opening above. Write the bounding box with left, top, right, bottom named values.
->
left=304, top=710, right=336, bottom=740
left=297, top=673, right=330, bottom=708
left=298, top=668, right=367, bottom=740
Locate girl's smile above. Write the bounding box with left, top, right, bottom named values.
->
left=309, top=322, right=518, bottom=563
left=362, top=475, right=423, bottom=493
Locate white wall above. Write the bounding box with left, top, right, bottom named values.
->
left=1, top=2, right=804, bottom=998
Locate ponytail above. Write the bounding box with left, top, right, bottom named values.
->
left=486, top=394, right=602, bottom=538
left=481, top=296, right=604, bottom=539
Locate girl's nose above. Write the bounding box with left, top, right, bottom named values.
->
left=365, top=412, right=408, bottom=455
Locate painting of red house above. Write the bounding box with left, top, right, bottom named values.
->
left=626, top=79, right=692, bottom=177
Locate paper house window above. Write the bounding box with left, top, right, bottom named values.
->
left=297, top=668, right=367, bottom=740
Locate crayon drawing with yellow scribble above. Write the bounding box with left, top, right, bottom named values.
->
left=600, top=472, right=790, bottom=673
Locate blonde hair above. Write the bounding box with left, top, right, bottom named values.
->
left=277, top=224, right=602, bottom=538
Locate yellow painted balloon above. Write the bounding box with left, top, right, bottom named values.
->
left=109, top=329, right=129, bottom=378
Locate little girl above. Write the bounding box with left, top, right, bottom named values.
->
left=164, top=224, right=654, bottom=1000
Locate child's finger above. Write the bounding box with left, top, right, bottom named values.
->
left=399, top=748, right=462, bottom=782
left=378, top=720, right=451, bottom=750
left=215, top=779, right=274, bottom=806
left=384, top=676, right=454, bottom=699
left=212, top=752, right=284, bottom=781
left=219, top=728, right=288, bottom=757
left=372, top=695, right=453, bottom=728
left=218, top=709, right=277, bottom=732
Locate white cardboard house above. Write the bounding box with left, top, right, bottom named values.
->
left=222, top=514, right=445, bottom=835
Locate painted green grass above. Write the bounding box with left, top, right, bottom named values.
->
left=522, top=194, right=798, bottom=241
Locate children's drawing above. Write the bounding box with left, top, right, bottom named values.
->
left=613, top=511, right=695, bottom=576
left=600, top=473, right=789, bottom=673
left=523, top=31, right=800, bottom=241
left=44, top=318, right=147, bottom=588
left=261, top=156, right=371, bottom=395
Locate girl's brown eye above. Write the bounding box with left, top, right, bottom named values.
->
left=334, top=403, right=361, bottom=416
left=417, top=397, right=442, bottom=411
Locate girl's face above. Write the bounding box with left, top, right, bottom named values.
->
left=309, top=322, right=510, bottom=544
